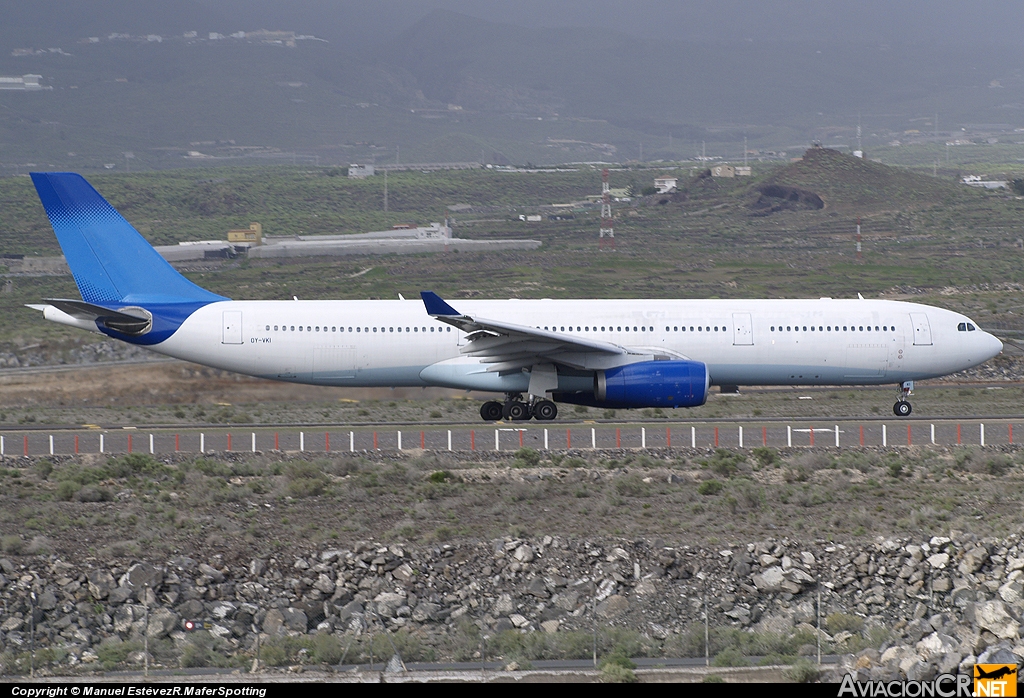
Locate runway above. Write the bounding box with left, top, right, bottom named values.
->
left=1, top=417, right=1020, bottom=457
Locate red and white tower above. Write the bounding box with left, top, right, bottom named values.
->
left=599, top=168, right=615, bottom=249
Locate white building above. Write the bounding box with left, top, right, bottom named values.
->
left=348, top=164, right=375, bottom=179
left=654, top=176, right=678, bottom=193
left=0, top=75, right=47, bottom=91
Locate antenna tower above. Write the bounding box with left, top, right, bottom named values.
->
left=599, top=168, right=615, bottom=249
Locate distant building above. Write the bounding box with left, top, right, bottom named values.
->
left=227, top=222, right=262, bottom=245
left=0, top=74, right=48, bottom=91
left=654, top=176, right=678, bottom=193
left=734, top=166, right=752, bottom=176
left=348, top=164, right=375, bottom=179
left=711, top=164, right=735, bottom=178
left=962, top=175, right=1007, bottom=189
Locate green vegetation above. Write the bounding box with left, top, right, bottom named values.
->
left=4, top=149, right=1024, bottom=370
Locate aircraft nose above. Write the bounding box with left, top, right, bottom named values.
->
left=982, top=332, right=1003, bottom=360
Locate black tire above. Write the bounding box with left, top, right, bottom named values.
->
left=534, top=400, right=557, bottom=421
left=893, top=401, right=912, bottom=417
left=480, top=401, right=503, bottom=421
left=508, top=401, right=530, bottom=421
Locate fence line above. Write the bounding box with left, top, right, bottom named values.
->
left=1, top=422, right=1017, bottom=457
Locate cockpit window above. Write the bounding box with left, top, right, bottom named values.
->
left=967, top=323, right=976, bottom=331
left=958, top=323, right=967, bottom=332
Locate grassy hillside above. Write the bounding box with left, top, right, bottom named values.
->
left=3, top=153, right=1024, bottom=364
left=761, top=147, right=971, bottom=212
left=0, top=166, right=606, bottom=254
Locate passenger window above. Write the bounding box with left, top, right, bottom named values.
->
left=373, top=327, right=377, bottom=332
left=641, top=326, right=646, bottom=332
left=332, top=327, right=336, bottom=332
left=826, top=326, right=831, bottom=331
left=843, top=326, right=847, bottom=331
left=786, top=326, right=791, bottom=331
left=447, top=327, right=451, bottom=332
left=299, top=326, right=303, bottom=332
left=617, top=327, right=621, bottom=331
left=859, top=326, right=863, bottom=331
left=771, top=326, right=775, bottom=331
left=697, top=326, right=702, bottom=332
left=390, top=327, right=394, bottom=332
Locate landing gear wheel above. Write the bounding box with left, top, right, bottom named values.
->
left=480, top=401, right=503, bottom=422
left=533, top=400, right=557, bottom=421
left=893, top=401, right=912, bottom=417
left=507, top=401, right=530, bottom=421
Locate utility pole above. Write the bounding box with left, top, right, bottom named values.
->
left=383, top=169, right=388, bottom=227
left=599, top=168, right=614, bottom=250
left=856, top=217, right=862, bottom=261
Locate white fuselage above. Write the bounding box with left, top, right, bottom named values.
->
left=144, top=297, right=1001, bottom=393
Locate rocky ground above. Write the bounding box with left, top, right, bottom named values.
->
left=0, top=448, right=1022, bottom=680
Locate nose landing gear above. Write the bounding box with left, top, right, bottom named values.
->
left=893, top=381, right=914, bottom=417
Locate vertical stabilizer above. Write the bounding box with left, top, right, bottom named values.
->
left=30, top=172, right=226, bottom=305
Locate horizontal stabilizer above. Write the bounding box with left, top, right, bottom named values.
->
left=43, top=298, right=152, bottom=335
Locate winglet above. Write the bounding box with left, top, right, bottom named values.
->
left=420, top=291, right=460, bottom=317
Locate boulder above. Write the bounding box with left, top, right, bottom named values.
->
left=596, top=594, right=628, bottom=619
left=974, top=600, right=1019, bottom=640
left=513, top=545, right=535, bottom=563
left=87, top=569, right=116, bottom=599
left=127, top=563, right=163, bottom=591
left=146, top=609, right=179, bottom=639
left=960, top=548, right=989, bottom=575
left=281, top=607, right=308, bottom=633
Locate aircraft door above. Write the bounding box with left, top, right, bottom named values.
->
left=222, top=311, right=243, bottom=344
left=732, top=313, right=753, bottom=345
left=909, top=312, right=933, bottom=346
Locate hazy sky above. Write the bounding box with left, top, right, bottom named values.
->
left=200, top=0, right=1024, bottom=48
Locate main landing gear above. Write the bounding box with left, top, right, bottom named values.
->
left=479, top=393, right=558, bottom=422
left=893, top=381, right=914, bottom=417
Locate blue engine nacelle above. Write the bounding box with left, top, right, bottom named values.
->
left=594, top=360, right=710, bottom=408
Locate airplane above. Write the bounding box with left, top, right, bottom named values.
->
left=26, top=172, right=1003, bottom=422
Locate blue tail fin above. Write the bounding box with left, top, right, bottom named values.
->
left=30, top=172, right=227, bottom=305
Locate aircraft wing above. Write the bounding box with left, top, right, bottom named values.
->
left=421, top=291, right=655, bottom=372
